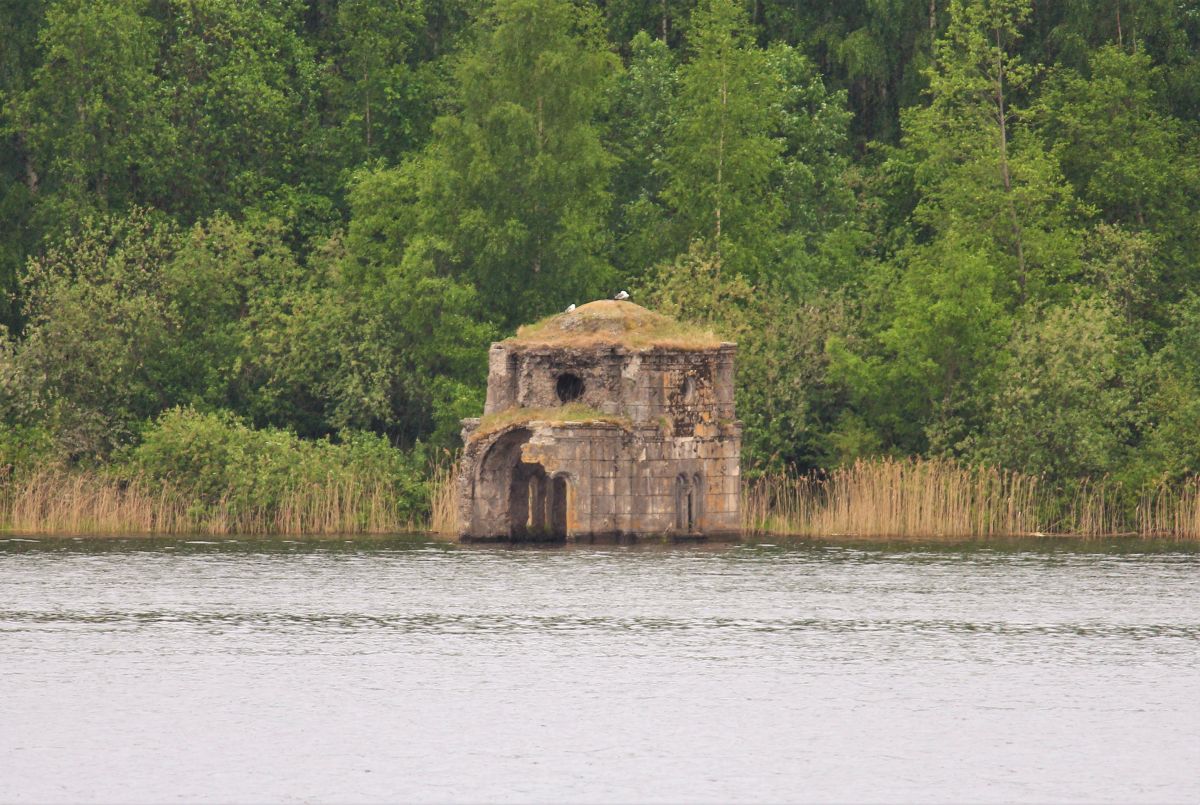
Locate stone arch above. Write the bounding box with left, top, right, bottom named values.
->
left=470, top=426, right=574, bottom=540
left=473, top=427, right=533, bottom=538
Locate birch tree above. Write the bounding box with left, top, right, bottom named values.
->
left=662, top=0, right=783, bottom=279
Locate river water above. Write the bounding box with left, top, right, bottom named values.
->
left=1, top=536, right=1198, bottom=803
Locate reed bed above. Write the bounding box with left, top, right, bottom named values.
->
left=743, top=458, right=1200, bottom=540
left=6, top=456, right=1200, bottom=540
left=428, top=457, right=460, bottom=536
left=742, top=458, right=1047, bottom=539
left=0, top=468, right=429, bottom=536
left=1136, top=477, right=1200, bottom=540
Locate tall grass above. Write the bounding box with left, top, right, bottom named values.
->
left=1136, top=477, right=1200, bottom=539
left=743, top=457, right=1200, bottom=541
left=1, top=468, right=432, bottom=536
left=7, top=455, right=1200, bottom=540
left=428, top=454, right=460, bottom=536
left=743, top=458, right=1046, bottom=539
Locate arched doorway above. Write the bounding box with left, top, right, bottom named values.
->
left=473, top=427, right=571, bottom=540
left=510, top=466, right=569, bottom=540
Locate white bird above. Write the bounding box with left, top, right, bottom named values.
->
left=614, top=290, right=630, bottom=301
left=565, top=303, right=576, bottom=312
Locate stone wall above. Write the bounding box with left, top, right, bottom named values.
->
left=484, top=343, right=735, bottom=426
left=458, top=420, right=741, bottom=541
left=462, top=341, right=741, bottom=541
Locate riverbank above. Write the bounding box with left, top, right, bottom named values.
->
left=4, top=456, right=1200, bottom=541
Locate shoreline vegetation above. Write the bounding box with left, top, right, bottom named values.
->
left=5, top=457, right=1200, bottom=542
left=742, top=459, right=1200, bottom=541
left=0, top=462, right=460, bottom=539
left=3, top=2, right=1200, bottom=551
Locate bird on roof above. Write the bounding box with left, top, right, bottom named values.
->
left=614, top=290, right=630, bottom=300
left=564, top=303, right=576, bottom=312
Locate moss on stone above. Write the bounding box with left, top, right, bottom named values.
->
left=468, top=403, right=632, bottom=443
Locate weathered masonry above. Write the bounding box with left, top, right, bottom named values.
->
left=456, top=300, right=742, bottom=541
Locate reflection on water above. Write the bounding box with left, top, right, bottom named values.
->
left=2, top=536, right=1198, bottom=803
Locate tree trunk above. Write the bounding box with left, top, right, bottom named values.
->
left=364, top=69, right=372, bottom=150
left=715, top=59, right=727, bottom=243
left=995, top=27, right=1027, bottom=301
left=17, top=133, right=38, bottom=194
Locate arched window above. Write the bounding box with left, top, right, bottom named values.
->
left=672, top=472, right=700, bottom=535
left=675, top=472, right=704, bottom=533
left=550, top=475, right=569, bottom=538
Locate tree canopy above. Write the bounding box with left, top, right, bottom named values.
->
left=2, top=0, right=1198, bottom=500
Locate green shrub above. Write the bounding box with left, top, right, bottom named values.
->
left=0, top=424, right=56, bottom=483
left=127, top=407, right=429, bottom=526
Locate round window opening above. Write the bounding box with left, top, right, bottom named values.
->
left=556, top=373, right=585, bottom=404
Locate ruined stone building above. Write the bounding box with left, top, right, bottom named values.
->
left=456, top=300, right=741, bottom=541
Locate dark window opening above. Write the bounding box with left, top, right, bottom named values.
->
left=556, top=373, right=584, bottom=403
left=675, top=472, right=704, bottom=533
left=551, top=476, right=568, bottom=537
left=681, top=377, right=695, bottom=402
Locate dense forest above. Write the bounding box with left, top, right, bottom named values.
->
left=2, top=0, right=1199, bottom=521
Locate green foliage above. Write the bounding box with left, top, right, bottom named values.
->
left=327, top=0, right=429, bottom=164
left=6, top=0, right=172, bottom=224
left=1129, top=295, right=1200, bottom=486
left=10, top=209, right=184, bottom=457
left=0, top=0, right=1198, bottom=507
left=970, top=297, right=1140, bottom=480
left=633, top=0, right=861, bottom=287
left=404, top=0, right=620, bottom=328
left=0, top=325, right=55, bottom=479
left=901, top=0, right=1084, bottom=304
left=833, top=236, right=1012, bottom=455
left=155, top=0, right=326, bottom=219
left=129, top=406, right=429, bottom=523
left=640, top=243, right=851, bottom=473
left=661, top=0, right=784, bottom=278
left=4, top=204, right=487, bottom=458
left=763, top=0, right=940, bottom=145
left=243, top=244, right=492, bottom=447
left=1036, top=45, right=1200, bottom=326
left=607, top=31, right=678, bottom=279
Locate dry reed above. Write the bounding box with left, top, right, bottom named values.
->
left=0, top=468, right=430, bottom=536
left=1136, top=477, right=1200, bottom=540
left=8, top=456, right=1200, bottom=540
left=742, top=458, right=1048, bottom=540
left=428, top=456, right=460, bottom=536
left=744, top=458, right=1200, bottom=541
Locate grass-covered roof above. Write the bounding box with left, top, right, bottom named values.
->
left=503, top=300, right=725, bottom=350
